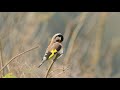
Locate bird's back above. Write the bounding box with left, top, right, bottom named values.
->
left=44, top=42, right=63, bottom=60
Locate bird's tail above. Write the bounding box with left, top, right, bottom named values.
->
left=38, top=60, right=46, bottom=68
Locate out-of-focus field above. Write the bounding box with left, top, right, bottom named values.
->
left=0, top=12, right=120, bottom=78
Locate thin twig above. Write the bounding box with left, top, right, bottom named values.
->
left=0, top=40, right=4, bottom=77
left=49, top=64, right=71, bottom=75
left=45, top=54, right=59, bottom=78
left=0, top=45, right=40, bottom=72
left=50, top=66, right=69, bottom=78
left=45, top=60, right=55, bottom=78
left=48, top=68, right=65, bottom=75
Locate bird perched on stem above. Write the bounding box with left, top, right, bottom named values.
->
left=38, top=33, right=64, bottom=68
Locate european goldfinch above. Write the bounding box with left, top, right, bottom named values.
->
left=38, top=33, right=64, bottom=68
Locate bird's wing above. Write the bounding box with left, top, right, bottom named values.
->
left=43, top=42, right=62, bottom=60
left=38, top=43, right=63, bottom=68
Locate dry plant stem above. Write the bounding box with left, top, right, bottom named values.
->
left=49, top=66, right=69, bottom=78
left=45, top=60, right=55, bottom=78
left=50, top=71, right=66, bottom=78
left=0, top=45, right=40, bottom=72
left=45, top=54, right=60, bottom=78
left=64, top=12, right=89, bottom=65
left=89, top=12, right=108, bottom=71
left=0, top=40, right=4, bottom=77
left=49, top=68, right=65, bottom=75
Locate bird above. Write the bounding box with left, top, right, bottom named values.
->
left=38, top=33, right=64, bottom=68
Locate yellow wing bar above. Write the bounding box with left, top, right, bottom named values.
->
left=49, top=49, right=57, bottom=59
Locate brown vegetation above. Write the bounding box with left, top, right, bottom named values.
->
left=0, top=12, right=120, bottom=78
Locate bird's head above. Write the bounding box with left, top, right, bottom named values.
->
left=52, top=33, right=64, bottom=43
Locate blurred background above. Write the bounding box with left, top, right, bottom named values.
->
left=0, top=12, right=120, bottom=78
